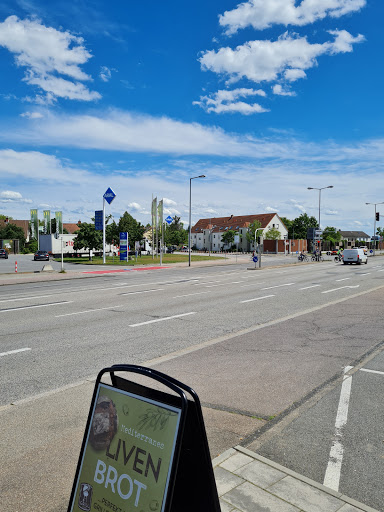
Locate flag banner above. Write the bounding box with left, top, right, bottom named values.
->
left=158, top=199, right=163, bottom=227
left=151, top=197, right=157, bottom=229
left=30, top=209, right=38, bottom=239
left=55, top=211, right=63, bottom=236
left=43, top=210, right=51, bottom=234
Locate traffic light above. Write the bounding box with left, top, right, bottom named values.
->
left=376, top=212, right=380, bottom=221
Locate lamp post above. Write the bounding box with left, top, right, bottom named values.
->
left=365, top=202, right=384, bottom=255
left=189, top=175, right=206, bottom=267
left=307, top=185, right=333, bottom=253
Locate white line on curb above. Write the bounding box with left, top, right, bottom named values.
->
left=323, top=366, right=353, bottom=491
left=0, top=348, right=31, bottom=358
left=129, top=312, right=196, bottom=327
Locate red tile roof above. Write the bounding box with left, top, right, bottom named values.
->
left=63, top=223, right=81, bottom=234
left=192, top=214, right=285, bottom=233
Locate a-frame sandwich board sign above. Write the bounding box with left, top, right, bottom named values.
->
left=67, top=364, right=220, bottom=512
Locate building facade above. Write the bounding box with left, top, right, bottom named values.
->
left=191, top=213, right=288, bottom=252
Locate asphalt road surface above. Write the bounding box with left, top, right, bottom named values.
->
left=1, top=257, right=384, bottom=510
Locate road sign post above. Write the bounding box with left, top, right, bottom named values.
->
left=102, top=188, right=116, bottom=264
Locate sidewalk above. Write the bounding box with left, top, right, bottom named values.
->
left=213, top=447, right=379, bottom=512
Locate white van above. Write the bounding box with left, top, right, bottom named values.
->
left=343, top=248, right=368, bottom=265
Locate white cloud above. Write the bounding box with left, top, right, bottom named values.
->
left=100, top=66, right=112, bottom=82
left=127, top=202, right=143, bottom=212
left=20, top=111, right=44, bottom=119
left=163, top=198, right=177, bottom=206
left=266, top=206, right=279, bottom=212
left=219, top=0, right=366, bottom=34
left=193, top=87, right=268, bottom=114
left=199, top=31, right=364, bottom=86
left=0, top=16, right=100, bottom=102
left=164, top=207, right=181, bottom=215
left=273, top=84, right=296, bottom=96
left=0, top=189, right=31, bottom=203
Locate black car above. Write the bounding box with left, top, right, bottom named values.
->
left=167, top=246, right=176, bottom=253
left=34, top=250, right=50, bottom=261
left=0, top=249, right=8, bottom=259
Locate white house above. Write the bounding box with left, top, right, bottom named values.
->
left=191, top=213, right=288, bottom=252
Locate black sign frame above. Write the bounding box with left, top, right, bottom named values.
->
left=67, top=364, right=220, bottom=512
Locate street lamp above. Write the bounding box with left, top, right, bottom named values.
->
left=189, top=175, right=206, bottom=267
left=307, top=185, right=333, bottom=255
left=365, top=202, right=384, bottom=255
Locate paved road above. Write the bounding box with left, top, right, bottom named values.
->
left=1, top=258, right=384, bottom=510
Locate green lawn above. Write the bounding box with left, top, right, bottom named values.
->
left=55, top=253, right=224, bottom=265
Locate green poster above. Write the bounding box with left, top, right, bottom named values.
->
left=43, top=210, right=51, bottom=234
left=55, top=211, right=63, bottom=235
left=157, top=200, right=163, bottom=227
left=30, top=209, right=38, bottom=239
left=70, top=383, right=181, bottom=512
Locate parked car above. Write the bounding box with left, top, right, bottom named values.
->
left=34, top=250, right=50, bottom=261
left=342, top=248, right=368, bottom=265
left=166, top=246, right=176, bottom=253
left=0, top=249, right=8, bottom=259
left=359, top=246, right=368, bottom=254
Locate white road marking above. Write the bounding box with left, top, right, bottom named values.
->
left=299, top=284, right=321, bottom=290
left=55, top=305, right=125, bottom=317
left=129, top=312, right=196, bottom=327
left=173, top=292, right=209, bottom=298
left=0, top=348, right=31, bottom=358
left=261, top=283, right=294, bottom=290
left=120, top=288, right=164, bottom=295
left=335, top=278, right=350, bottom=282
left=0, top=294, right=55, bottom=303
left=240, top=295, right=275, bottom=303
left=323, top=366, right=353, bottom=491
left=1, top=301, right=72, bottom=312
left=357, top=273, right=371, bottom=276
left=322, top=285, right=359, bottom=294
left=241, top=282, right=266, bottom=288
left=360, top=368, right=384, bottom=376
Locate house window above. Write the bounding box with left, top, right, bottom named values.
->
left=213, top=235, right=216, bottom=238
left=214, top=244, right=216, bottom=247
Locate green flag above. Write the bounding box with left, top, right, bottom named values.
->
left=30, top=209, right=38, bottom=239
left=43, top=210, right=51, bottom=234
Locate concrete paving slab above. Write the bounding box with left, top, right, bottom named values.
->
left=222, top=481, right=301, bottom=512
left=269, top=475, right=344, bottom=512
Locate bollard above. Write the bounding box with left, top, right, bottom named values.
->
left=15, top=260, right=18, bottom=273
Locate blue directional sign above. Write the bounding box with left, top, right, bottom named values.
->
left=253, top=255, right=258, bottom=263
left=95, top=210, right=103, bottom=231
left=120, top=232, right=128, bottom=261
left=165, top=215, right=173, bottom=225
left=103, top=187, right=116, bottom=205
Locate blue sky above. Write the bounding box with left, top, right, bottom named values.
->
left=0, top=0, right=383, bottom=234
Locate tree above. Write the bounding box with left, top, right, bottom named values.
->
left=0, top=214, right=13, bottom=221
left=264, top=227, right=281, bottom=240
left=164, top=216, right=188, bottom=247
left=322, top=226, right=341, bottom=246
left=73, top=222, right=102, bottom=258
left=279, top=217, right=293, bottom=238
left=246, top=220, right=262, bottom=245
left=291, top=213, right=318, bottom=239
left=0, top=223, right=26, bottom=249
left=221, top=229, right=236, bottom=248
left=118, top=212, right=145, bottom=245
left=106, top=221, right=119, bottom=245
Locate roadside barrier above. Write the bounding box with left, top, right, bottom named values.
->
left=15, top=261, right=17, bottom=273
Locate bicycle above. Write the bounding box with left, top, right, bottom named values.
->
left=298, top=254, right=309, bottom=262
left=334, top=255, right=342, bottom=262
left=311, top=255, right=324, bottom=262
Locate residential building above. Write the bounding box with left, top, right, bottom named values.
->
left=191, top=213, right=288, bottom=252
left=338, top=230, right=370, bottom=247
